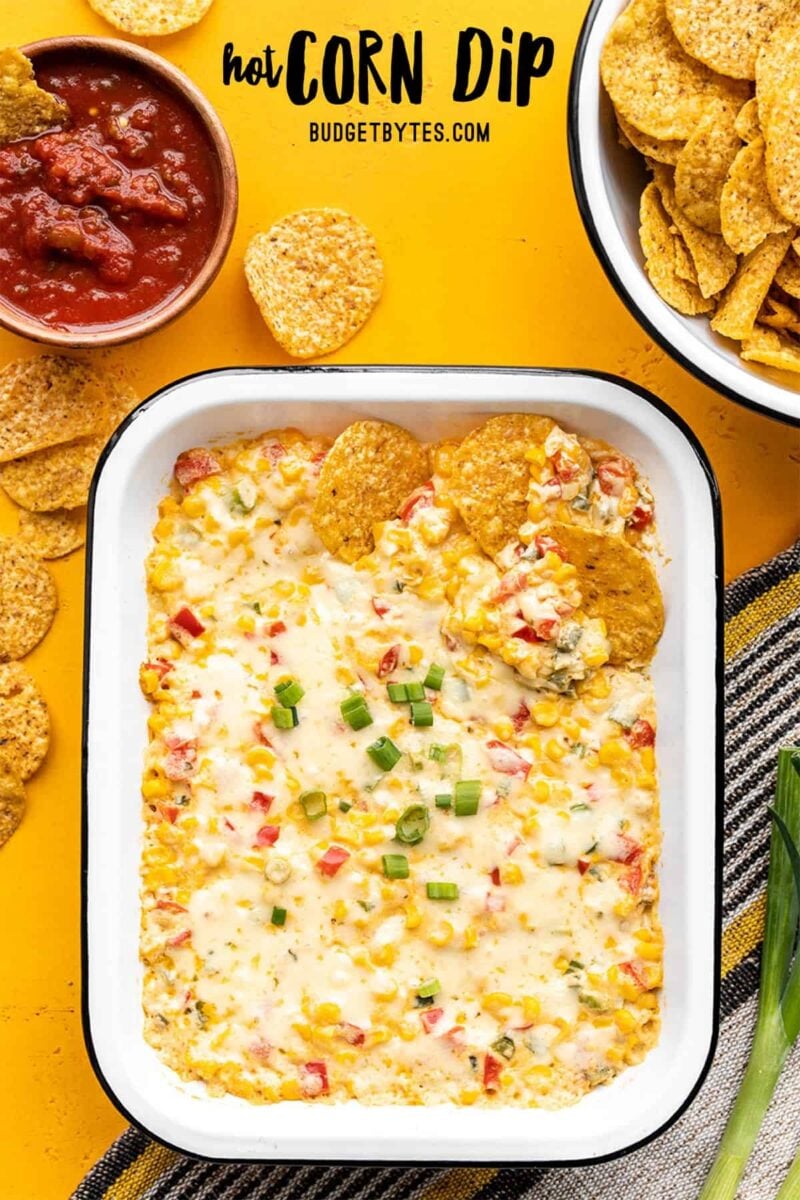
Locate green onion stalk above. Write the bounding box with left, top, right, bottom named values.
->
left=698, top=748, right=800, bottom=1200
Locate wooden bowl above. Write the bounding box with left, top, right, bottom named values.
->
left=1, top=36, right=238, bottom=349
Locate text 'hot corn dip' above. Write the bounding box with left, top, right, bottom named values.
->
left=140, top=414, right=663, bottom=1108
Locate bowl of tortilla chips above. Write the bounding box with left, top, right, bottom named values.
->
left=569, top=0, right=800, bottom=425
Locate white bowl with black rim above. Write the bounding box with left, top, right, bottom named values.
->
left=83, top=366, right=722, bottom=1163
left=568, top=0, right=800, bottom=427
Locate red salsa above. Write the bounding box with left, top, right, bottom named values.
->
left=0, top=57, right=222, bottom=331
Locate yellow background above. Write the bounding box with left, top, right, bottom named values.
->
left=0, top=1, right=798, bottom=1196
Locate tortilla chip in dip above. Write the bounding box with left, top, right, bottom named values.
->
left=0, top=48, right=67, bottom=144
left=312, top=420, right=430, bottom=563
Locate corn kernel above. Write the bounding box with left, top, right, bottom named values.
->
left=599, top=738, right=632, bottom=767
left=428, top=921, right=453, bottom=947
left=236, top=612, right=256, bottom=633
left=584, top=647, right=610, bottom=668
left=314, top=1002, right=341, bottom=1024
left=637, top=942, right=662, bottom=961
left=501, top=862, right=523, bottom=886
left=532, top=701, right=559, bottom=728
left=532, top=779, right=551, bottom=802
left=280, top=1079, right=302, bottom=1100
left=464, top=924, right=478, bottom=950
left=142, top=778, right=170, bottom=799
left=546, top=738, right=566, bottom=762
left=181, top=494, right=205, bottom=518
left=522, top=995, right=541, bottom=1021
left=404, top=903, right=422, bottom=930
left=482, top=991, right=513, bottom=1013
left=614, top=1008, right=636, bottom=1033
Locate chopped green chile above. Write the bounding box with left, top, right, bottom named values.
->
left=271, top=905, right=287, bottom=926
left=492, top=1035, right=515, bottom=1060
left=300, top=789, right=327, bottom=820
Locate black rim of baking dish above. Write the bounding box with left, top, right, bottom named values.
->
left=567, top=0, right=800, bottom=431
left=81, top=364, right=724, bottom=1165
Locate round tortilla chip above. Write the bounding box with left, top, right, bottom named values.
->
left=0, top=536, right=57, bottom=661
left=546, top=523, right=664, bottom=665
left=0, top=48, right=68, bottom=144
left=741, top=324, right=800, bottom=372
left=0, top=662, right=49, bottom=781
left=449, top=413, right=556, bottom=561
left=0, top=356, right=111, bottom=465
left=711, top=229, right=794, bottom=340
left=735, top=98, right=761, bottom=143
left=639, top=182, right=716, bottom=314
left=616, top=113, right=685, bottom=165
left=601, top=0, right=750, bottom=141
left=775, top=250, right=800, bottom=298
left=673, top=99, right=742, bottom=234
left=312, top=420, right=430, bottom=564
left=86, top=0, right=213, bottom=35
left=18, top=508, right=85, bottom=559
left=720, top=138, right=791, bottom=255
left=666, top=0, right=789, bottom=80
left=245, top=209, right=384, bottom=359
left=0, top=760, right=25, bottom=851
left=757, top=9, right=800, bottom=222
left=652, top=163, right=737, bottom=297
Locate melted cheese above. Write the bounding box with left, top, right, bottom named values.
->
left=140, top=427, right=662, bottom=1108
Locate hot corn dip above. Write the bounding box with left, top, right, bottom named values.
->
left=139, top=419, right=663, bottom=1108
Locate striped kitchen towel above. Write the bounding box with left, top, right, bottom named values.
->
left=73, top=541, right=800, bottom=1200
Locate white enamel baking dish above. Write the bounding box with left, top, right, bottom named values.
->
left=83, top=366, right=722, bottom=1164
left=569, top=0, right=800, bottom=427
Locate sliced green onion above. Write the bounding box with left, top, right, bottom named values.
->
left=698, top=748, right=800, bottom=1200
left=387, top=682, right=409, bottom=703
left=271, top=905, right=287, bottom=927
left=367, top=736, right=402, bottom=771
left=424, top=664, right=445, bottom=690
left=300, top=789, right=327, bottom=820
left=340, top=695, right=373, bottom=730
left=338, top=800, right=352, bottom=813
left=382, top=853, right=409, bottom=879
left=395, top=804, right=430, bottom=845
left=492, top=1035, right=515, bottom=1060
left=435, top=793, right=453, bottom=809
left=429, top=744, right=448, bottom=762
left=410, top=700, right=434, bottom=727
left=454, top=780, right=481, bottom=816
left=406, top=681, right=426, bottom=702
left=271, top=705, right=298, bottom=729
left=417, top=978, right=440, bottom=999
left=426, top=881, right=458, bottom=900
left=274, top=678, right=304, bottom=707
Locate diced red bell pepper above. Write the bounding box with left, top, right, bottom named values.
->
left=620, top=960, right=648, bottom=990
left=512, top=625, right=541, bottom=643
left=486, top=740, right=531, bottom=778
left=156, top=897, right=187, bottom=912
left=267, top=620, right=287, bottom=636
left=420, top=1007, right=444, bottom=1033
left=533, top=617, right=559, bottom=641
left=377, top=644, right=401, bottom=678
left=371, top=597, right=391, bottom=619
left=164, top=739, right=197, bottom=781
left=157, top=803, right=180, bottom=824
left=612, top=833, right=642, bottom=864
left=262, top=439, right=286, bottom=467
left=490, top=866, right=501, bottom=886
left=620, top=864, right=643, bottom=894
left=629, top=504, right=654, bottom=532
left=144, top=657, right=173, bottom=680
left=596, top=457, right=634, bottom=496
left=338, top=1022, right=366, bottom=1046
left=317, top=846, right=350, bottom=877
left=493, top=570, right=528, bottom=603
left=577, top=858, right=590, bottom=876
left=173, top=447, right=221, bottom=489
left=444, top=1025, right=466, bottom=1048
left=253, top=721, right=273, bottom=748
left=301, top=1060, right=329, bottom=1096
left=511, top=699, right=530, bottom=733
left=506, top=836, right=522, bottom=856
left=248, top=1038, right=272, bottom=1063
left=534, top=533, right=568, bottom=560
left=167, top=929, right=192, bottom=948
left=398, top=481, right=435, bottom=523
left=254, top=824, right=280, bottom=847
left=170, top=606, right=205, bottom=640
left=625, top=719, right=656, bottom=749
left=250, top=791, right=274, bottom=812
left=551, top=449, right=580, bottom=483
left=483, top=1053, right=502, bottom=1092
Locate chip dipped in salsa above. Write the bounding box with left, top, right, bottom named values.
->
left=0, top=54, right=223, bottom=332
